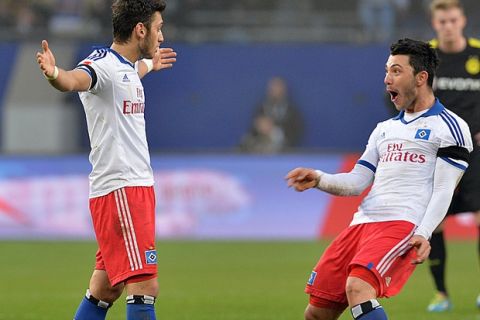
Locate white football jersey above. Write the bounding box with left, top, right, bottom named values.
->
left=351, top=99, right=473, bottom=227
left=76, top=47, right=154, bottom=198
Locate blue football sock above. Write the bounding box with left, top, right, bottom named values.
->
left=74, top=290, right=111, bottom=320
left=351, top=299, right=387, bottom=319
left=126, top=295, right=156, bottom=320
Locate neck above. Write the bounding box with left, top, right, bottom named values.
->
left=438, top=36, right=467, bottom=53
left=110, top=42, right=140, bottom=64
left=405, top=92, right=436, bottom=113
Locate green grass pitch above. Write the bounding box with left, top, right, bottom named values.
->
left=0, top=240, right=478, bottom=319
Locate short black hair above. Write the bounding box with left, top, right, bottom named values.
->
left=390, top=38, right=440, bottom=87
left=112, top=0, right=166, bottom=44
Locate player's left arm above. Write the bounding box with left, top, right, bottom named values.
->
left=413, top=113, right=474, bottom=245
left=409, top=150, right=469, bottom=263
left=413, top=145, right=471, bottom=243
left=137, top=47, right=177, bottom=79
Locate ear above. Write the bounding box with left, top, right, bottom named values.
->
left=416, top=71, right=429, bottom=87
left=134, top=22, right=147, bottom=39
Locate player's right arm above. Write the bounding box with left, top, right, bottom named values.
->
left=285, top=163, right=374, bottom=196
left=285, top=124, right=380, bottom=195
left=36, top=40, right=91, bottom=92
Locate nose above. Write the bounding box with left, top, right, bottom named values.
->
left=158, top=31, right=164, bottom=43
left=384, top=73, right=392, bottom=85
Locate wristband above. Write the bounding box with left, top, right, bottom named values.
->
left=143, top=59, right=154, bottom=73
left=44, top=66, right=59, bottom=81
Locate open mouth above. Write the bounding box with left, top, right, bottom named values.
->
left=388, top=90, right=399, bottom=102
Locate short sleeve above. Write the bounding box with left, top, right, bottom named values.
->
left=437, top=110, right=473, bottom=151
left=437, top=110, right=473, bottom=170
left=75, top=49, right=110, bottom=93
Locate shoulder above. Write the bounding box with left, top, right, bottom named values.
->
left=368, top=119, right=391, bottom=140
left=435, top=108, right=471, bottom=147
left=78, top=47, right=113, bottom=71
left=467, top=38, right=480, bottom=49
left=439, top=108, right=469, bottom=127
left=84, top=47, right=110, bottom=62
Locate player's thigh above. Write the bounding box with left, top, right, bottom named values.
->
left=305, top=304, right=343, bottom=320
left=90, top=186, right=158, bottom=286
left=349, top=221, right=416, bottom=298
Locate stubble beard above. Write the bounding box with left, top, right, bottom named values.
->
left=139, top=36, right=155, bottom=59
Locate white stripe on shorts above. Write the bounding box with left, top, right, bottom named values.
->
left=114, top=189, right=136, bottom=271
left=120, top=188, right=143, bottom=270
left=377, top=229, right=414, bottom=276
left=114, top=188, right=143, bottom=271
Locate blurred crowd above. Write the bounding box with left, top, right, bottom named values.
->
left=0, top=0, right=478, bottom=42
left=0, top=0, right=447, bottom=42
left=0, top=0, right=111, bottom=38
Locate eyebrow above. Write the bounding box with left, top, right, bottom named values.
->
left=385, top=63, right=403, bottom=69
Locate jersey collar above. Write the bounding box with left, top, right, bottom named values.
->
left=93, top=46, right=135, bottom=69
left=392, top=98, right=444, bottom=124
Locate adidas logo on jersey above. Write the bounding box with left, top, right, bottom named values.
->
left=123, top=74, right=130, bottom=82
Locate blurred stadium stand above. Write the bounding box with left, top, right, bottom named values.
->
left=0, top=0, right=479, bottom=154
left=2, top=0, right=479, bottom=43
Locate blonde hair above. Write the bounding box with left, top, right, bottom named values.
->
left=429, top=0, right=464, bottom=14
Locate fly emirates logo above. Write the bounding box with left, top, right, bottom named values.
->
left=123, top=88, right=145, bottom=114
left=123, top=100, right=145, bottom=114
left=380, top=143, right=426, bottom=163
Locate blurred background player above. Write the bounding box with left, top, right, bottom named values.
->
left=286, top=38, right=472, bottom=320
left=426, top=0, right=480, bottom=312
left=35, top=0, right=176, bottom=319
left=239, top=76, right=304, bottom=153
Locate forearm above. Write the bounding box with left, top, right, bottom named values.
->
left=316, top=164, right=374, bottom=196
left=46, top=67, right=89, bottom=92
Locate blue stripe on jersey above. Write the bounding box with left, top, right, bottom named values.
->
left=440, top=157, right=467, bottom=171
left=76, top=65, right=92, bottom=77
left=357, top=160, right=376, bottom=173
left=86, top=48, right=108, bottom=61
left=439, top=113, right=461, bottom=146
left=108, top=48, right=135, bottom=69
left=442, top=110, right=465, bottom=146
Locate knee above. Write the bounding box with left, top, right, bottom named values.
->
left=304, top=305, right=320, bottom=320
left=90, top=283, right=124, bottom=303
left=345, top=277, right=376, bottom=303
left=126, top=276, right=159, bottom=297
left=145, top=280, right=159, bottom=297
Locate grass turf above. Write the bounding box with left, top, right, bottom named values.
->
left=0, top=240, right=478, bottom=319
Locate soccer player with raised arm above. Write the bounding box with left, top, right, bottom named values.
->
left=286, top=38, right=472, bottom=320
left=426, top=0, right=480, bottom=312
left=35, top=1, right=176, bottom=319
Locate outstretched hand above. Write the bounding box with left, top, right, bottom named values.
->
left=36, top=40, right=56, bottom=78
left=152, top=47, right=177, bottom=71
left=409, top=235, right=431, bottom=264
left=285, top=167, right=319, bottom=192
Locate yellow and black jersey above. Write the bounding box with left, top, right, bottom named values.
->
left=429, top=38, right=480, bottom=136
